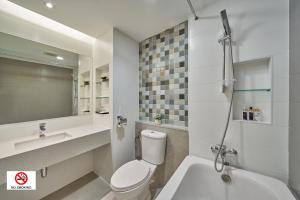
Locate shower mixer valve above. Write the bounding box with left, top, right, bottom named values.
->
left=211, top=144, right=238, bottom=165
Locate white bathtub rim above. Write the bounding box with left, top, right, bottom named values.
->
left=155, top=155, right=296, bottom=200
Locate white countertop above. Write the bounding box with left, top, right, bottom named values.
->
left=0, top=124, right=110, bottom=160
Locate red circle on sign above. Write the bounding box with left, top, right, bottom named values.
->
left=15, top=172, right=28, bottom=185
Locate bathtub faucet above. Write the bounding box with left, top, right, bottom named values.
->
left=211, top=144, right=238, bottom=165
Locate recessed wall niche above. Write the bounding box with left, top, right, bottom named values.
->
left=232, top=57, right=272, bottom=124
left=95, top=64, right=110, bottom=115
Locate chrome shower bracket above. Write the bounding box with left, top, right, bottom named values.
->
left=218, top=34, right=231, bottom=44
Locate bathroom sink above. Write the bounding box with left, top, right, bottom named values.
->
left=14, top=132, right=72, bottom=149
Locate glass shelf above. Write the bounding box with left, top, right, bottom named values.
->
left=96, top=80, right=109, bottom=84
left=234, top=88, right=271, bottom=92
left=80, top=97, right=90, bottom=99
left=96, top=96, right=109, bottom=99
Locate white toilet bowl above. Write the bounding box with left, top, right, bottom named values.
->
left=110, top=130, right=167, bottom=200
left=111, top=160, right=156, bottom=200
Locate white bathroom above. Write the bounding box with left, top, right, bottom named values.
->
left=0, top=0, right=298, bottom=199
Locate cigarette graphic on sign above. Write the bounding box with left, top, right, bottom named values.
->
left=15, top=172, right=28, bottom=185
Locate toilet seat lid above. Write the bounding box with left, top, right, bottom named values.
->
left=111, top=160, right=150, bottom=191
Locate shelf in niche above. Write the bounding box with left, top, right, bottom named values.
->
left=96, top=111, right=109, bottom=114
left=80, top=97, right=90, bottom=100
left=234, top=88, right=271, bottom=92
left=96, top=96, right=109, bottom=99
left=233, top=120, right=271, bottom=125
left=96, top=80, right=109, bottom=84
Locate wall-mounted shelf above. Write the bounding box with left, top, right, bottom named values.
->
left=96, top=96, right=109, bottom=99
left=96, top=111, right=109, bottom=115
left=233, top=120, right=272, bottom=125
left=96, top=80, right=109, bottom=84
left=234, top=88, right=271, bottom=92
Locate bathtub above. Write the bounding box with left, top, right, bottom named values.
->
left=156, top=156, right=296, bottom=200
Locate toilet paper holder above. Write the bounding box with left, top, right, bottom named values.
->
left=117, top=115, right=127, bottom=127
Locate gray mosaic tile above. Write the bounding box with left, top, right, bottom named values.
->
left=139, top=21, right=188, bottom=127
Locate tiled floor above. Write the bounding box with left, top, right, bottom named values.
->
left=101, top=191, right=117, bottom=200
left=100, top=187, right=162, bottom=200
left=42, top=172, right=111, bottom=200
left=41, top=172, right=159, bottom=200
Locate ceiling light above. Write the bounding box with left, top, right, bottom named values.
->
left=56, top=56, right=64, bottom=60
left=45, top=2, right=53, bottom=8
left=0, top=0, right=95, bottom=44
left=44, top=0, right=54, bottom=9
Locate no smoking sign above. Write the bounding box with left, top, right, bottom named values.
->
left=15, top=172, right=28, bottom=185
left=7, top=171, right=36, bottom=190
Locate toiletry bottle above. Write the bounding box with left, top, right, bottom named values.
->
left=248, top=106, right=254, bottom=120
left=242, top=107, right=248, bottom=120
left=254, top=108, right=262, bottom=121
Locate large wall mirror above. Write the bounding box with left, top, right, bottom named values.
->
left=0, top=32, right=93, bottom=125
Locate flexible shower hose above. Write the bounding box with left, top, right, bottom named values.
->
left=214, top=38, right=235, bottom=173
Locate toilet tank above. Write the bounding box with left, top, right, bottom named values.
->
left=141, top=130, right=167, bottom=165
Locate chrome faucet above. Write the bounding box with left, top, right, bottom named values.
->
left=39, top=123, right=46, bottom=137
left=211, top=144, right=238, bottom=166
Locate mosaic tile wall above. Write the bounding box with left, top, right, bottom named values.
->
left=139, top=21, right=188, bottom=127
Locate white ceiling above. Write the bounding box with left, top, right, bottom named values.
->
left=9, top=0, right=201, bottom=42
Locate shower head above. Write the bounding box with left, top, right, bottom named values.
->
left=220, top=9, right=231, bottom=36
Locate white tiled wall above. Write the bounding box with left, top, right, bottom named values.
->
left=111, top=29, right=139, bottom=171
left=189, top=0, right=289, bottom=182
left=92, top=29, right=139, bottom=173
left=289, top=0, right=300, bottom=196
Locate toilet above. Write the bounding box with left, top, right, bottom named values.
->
left=110, top=129, right=167, bottom=200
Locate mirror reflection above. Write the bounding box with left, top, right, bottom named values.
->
left=0, top=32, right=92, bottom=125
